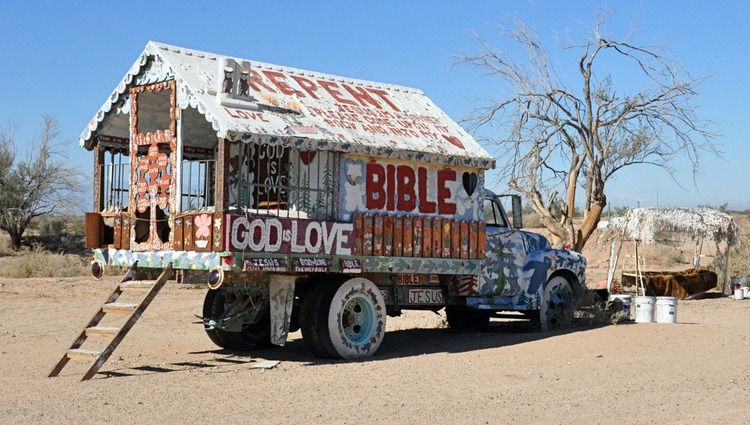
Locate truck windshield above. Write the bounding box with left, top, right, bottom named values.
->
left=483, top=197, right=508, bottom=228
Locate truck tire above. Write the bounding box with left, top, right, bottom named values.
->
left=324, top=278, right=387, bottom=359
left=203, top=289, right=272, bottom=351
left=202, top=289, right=237, bottom=349
left=445, top=306, right=490, bottom=329
left=533, top=275, right=574, bottom=331
left=302, top=278, right=387, bottom=359
left=300, top=283, right=336, bottom=358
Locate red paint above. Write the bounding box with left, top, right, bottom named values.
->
left=437, top=169, right=457, bottom=215
left=396, top=165, right=416, bottom=211
left=367, top=88, right=401, bottom=112
left=262, top=70, right=304, bottom=96
left=366, top=162, right=457, bottom=214
left=417, top=167, right=436, bottom=214
left=318, top=80, right=357, bottom=105
left=290, top=76, right=320, bottom=99
left=248, top=69, right=276, bottom=93
left=386, top=164, right=396, bottom=211
left=343, top=84, right=382, bottom=109
left=366, top=161, right=386, bottom=210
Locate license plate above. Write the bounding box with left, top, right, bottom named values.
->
left=407, top=288, right=444, bottom=304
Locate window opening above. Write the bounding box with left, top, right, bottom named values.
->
left=235, top=144, right=336, bottom=219
left=100, top=148, right=130, bottom=212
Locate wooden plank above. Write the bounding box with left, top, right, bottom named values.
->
left=451, top=220, right=461, bottom=258
left=66, top=349, right=100, bottom=361
left=431, top=217, right=442, bottom=258
left=85, top=327, right=120, bottom=337
left=212, top=212, right=224, bottom=251
left=173, top=215, right=184, bottom=251
left=402, top=216, right=413, bottom=257
left=393, top=216, right=403, bottom=257
left=102, top=303, right=137, bottom=314
left=412, top=217, right=422, bottom=257
left=469, top=221, right=478, bottom=259
left=373, top=214, right=383, bottom=256
left=422, top=217, right=432, bottom=258
left=460, top=221, right=469, bottom=259
left=119, top=281, right=154, bottom=290
left=362, top=214, right=373, bottom=256
left=477, top=222, right=487, bottom=257
left=383, top=215, right=393, bottom=257
left=121, top=215, right=131, bottom=250
left=183, top=214, right=195, bottom=251
left=442, top=218, right=452, bottom=258
left=84, top=213, right=103, bottom=249
left=352, top=213, right=363, bottom=256
left=113, top=214, right=122, bottom=249
left=192, top=213, right=212, bottom=252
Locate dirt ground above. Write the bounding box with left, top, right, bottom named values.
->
left=2, top=254, right=750, bottom=424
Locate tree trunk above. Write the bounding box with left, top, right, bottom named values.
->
left=574, top=200, right=604, bottom=252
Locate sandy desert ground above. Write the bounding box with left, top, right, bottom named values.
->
left=2, top=261, right=750, bottom=425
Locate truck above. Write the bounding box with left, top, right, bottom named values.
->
left=78, top=41, right=587, bottom=361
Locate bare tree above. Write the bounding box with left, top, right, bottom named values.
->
left=458, top=12, right=719, bottom=251
left=0, top=116, right=85, bottom=250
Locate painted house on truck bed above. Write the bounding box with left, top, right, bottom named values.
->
left=79, top=41, right=585, bottom=361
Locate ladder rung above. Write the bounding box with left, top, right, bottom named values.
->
left=66, top=349, right=100, bottom=361
left=120, top=281, right=155, bottom=290
left=102, top=303, right=137, bottom=313
left=85, top=326, right=120, bottom=337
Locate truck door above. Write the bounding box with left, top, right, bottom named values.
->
left=128, top=81, right=177, bottom=251
left=480, top=197, right=526, bottom=297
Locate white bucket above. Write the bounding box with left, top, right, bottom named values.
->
left=635, top=296, right=655, bottom=323
left=609, top=294, right=632, bottom=320
left=735, top=289, right=745, bottom=300
left=743, top=287, right=750, bottom=298
left=655, top=296, right=678, bottom=323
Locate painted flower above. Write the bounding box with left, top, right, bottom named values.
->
left=194, top=214, right=211, bottom=239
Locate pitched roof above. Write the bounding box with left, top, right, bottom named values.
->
left=80, top=41, right=495, bottom=169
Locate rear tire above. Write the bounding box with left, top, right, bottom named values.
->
left=301, top=278, right=387, bottom=359
left=203, top=289, right=272, bottom=351
left=300, top=284, right=337, bottom=358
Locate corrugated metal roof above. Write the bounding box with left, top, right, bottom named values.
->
left=80, top=41, right=495, bottom=169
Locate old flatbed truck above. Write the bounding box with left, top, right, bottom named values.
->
left=51, top=42, right=586, bottom=378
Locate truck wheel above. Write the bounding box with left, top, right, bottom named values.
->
left=445, top=306, right=490, bottom=329
left=536, top=275, right=574, bottom=331
left=300, top=284, right=335, bottom=358
left=323, top=278, right=386, bottom=359
left=203, top=289, right=272, bottom=351
left=202, top=289, right=236, bottom=349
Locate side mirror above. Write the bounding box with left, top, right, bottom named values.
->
left=510, top=195, right=523, bottom=229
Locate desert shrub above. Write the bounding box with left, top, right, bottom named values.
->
left=0, top=247, right=88, bottom=278
left=39, top=217, right=67, bottom=240
left=522, top=210, right=543, bottom=228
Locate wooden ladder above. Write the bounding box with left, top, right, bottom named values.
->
left=48, top=263, right=173, bottom=381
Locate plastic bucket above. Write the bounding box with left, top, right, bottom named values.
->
left=655, top=296, right=678, bottom=323
left=743, top=287, right=750, bottom=298
left=731, top=276, right=748, bottom=291
left=635, top=296, right=655, bottom=323
left=609, top=294, right=632, bottom=320
left=735, top=289, right=745, bottom=300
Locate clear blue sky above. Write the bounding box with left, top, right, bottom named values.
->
left=1, top=0, right=748, bottom=210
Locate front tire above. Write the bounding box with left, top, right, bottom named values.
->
left=536, top=275, right=574, bottom=331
